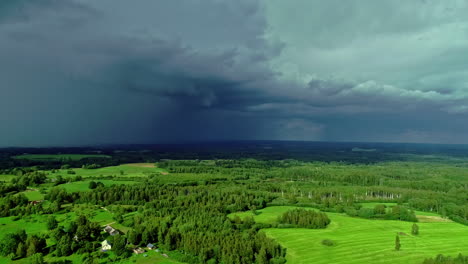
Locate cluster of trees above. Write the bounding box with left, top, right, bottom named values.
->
left=0, top=215, right=102, bottom=262
left=423, top=254, right=468, bottom=264
left=11, top=171, right=47, bottom=187
left=49, top=215, right=101, bottom=257
left=0, top=193, right=29, bottom=217
left=0, top=230, right=46, bottom=260
left=278, top=209, right=330, bottom=229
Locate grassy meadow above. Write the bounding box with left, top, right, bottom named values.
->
left=58, top=179, right=140, bottom=193
left=46, top=164, right=166, bottom=179
left=231, top=206, right=468, bottom=264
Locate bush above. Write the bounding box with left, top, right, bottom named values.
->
left=88, top=181, right=97, bottom=189
left=321, top=239, right=335, bottom=246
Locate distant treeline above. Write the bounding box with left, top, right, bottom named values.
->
left=423, top=254, right=468, bottom=264
left=4, top=141, right=468, bottom=170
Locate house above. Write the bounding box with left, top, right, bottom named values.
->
left=133, top=248, right=145, bottom=254
left=103, top=225, right=119, bottom=236
left=30, top=200, right=43, bottom=205
left=147, top=243, right=155, bottom=250
left=101, top=240, right=112, bottom=251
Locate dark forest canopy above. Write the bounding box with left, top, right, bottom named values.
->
left=2, top=141, right=468, bottom=169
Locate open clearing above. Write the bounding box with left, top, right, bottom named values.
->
left=231, top=206, right=468, bottom=264
left=13, top=154, right=111, bottom=161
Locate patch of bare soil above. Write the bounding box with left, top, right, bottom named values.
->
left=416, top=215, right=453, bottom=223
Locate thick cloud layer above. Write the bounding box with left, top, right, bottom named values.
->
left=1, top=0, right=468, bottom=146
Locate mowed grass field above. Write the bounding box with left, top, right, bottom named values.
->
left=58, top=179, right=140, bottom=192
left=13, top=154, right=111, bottom=161
left=231, top=206, right=468, bottom=264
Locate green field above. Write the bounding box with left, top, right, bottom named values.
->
left=22, top=190, right=45, bottom=200
left=47, top=164, right=166, bottom=179
left=0, top=215, right=48, bottom=235
left=232, top=206, right=468, bottom=264
left=0, top=174, right=16, bottom=182
left=13, top=154, right=111, bottom=161
left=58, top=180, right=140, bottom=192
left=45, top=164, right=226, bottom=184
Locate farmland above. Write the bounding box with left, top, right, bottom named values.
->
left=232, top=206, right=468, bottom=264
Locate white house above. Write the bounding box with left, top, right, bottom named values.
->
left=101, top=240, right=112, bottom=251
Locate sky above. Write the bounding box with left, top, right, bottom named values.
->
left=2, top=0, right=468, bottom=146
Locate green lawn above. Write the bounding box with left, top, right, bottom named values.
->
left=13, top=154, right=111, bottom=161
left=232, top=206, right=468, bottom=264
left=0, top=215, right=47, bottom=235
left=0, top=174, right=16, bottom=182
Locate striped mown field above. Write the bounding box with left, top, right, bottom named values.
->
left=233, top=206, right=468, bottom=264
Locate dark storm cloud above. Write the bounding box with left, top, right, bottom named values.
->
left=0, top=0, right=285, bottom=146
left=2, top=0, right=468, bottom=146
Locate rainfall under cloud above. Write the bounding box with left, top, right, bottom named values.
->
left=2, top=0, right=468, bottom=146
